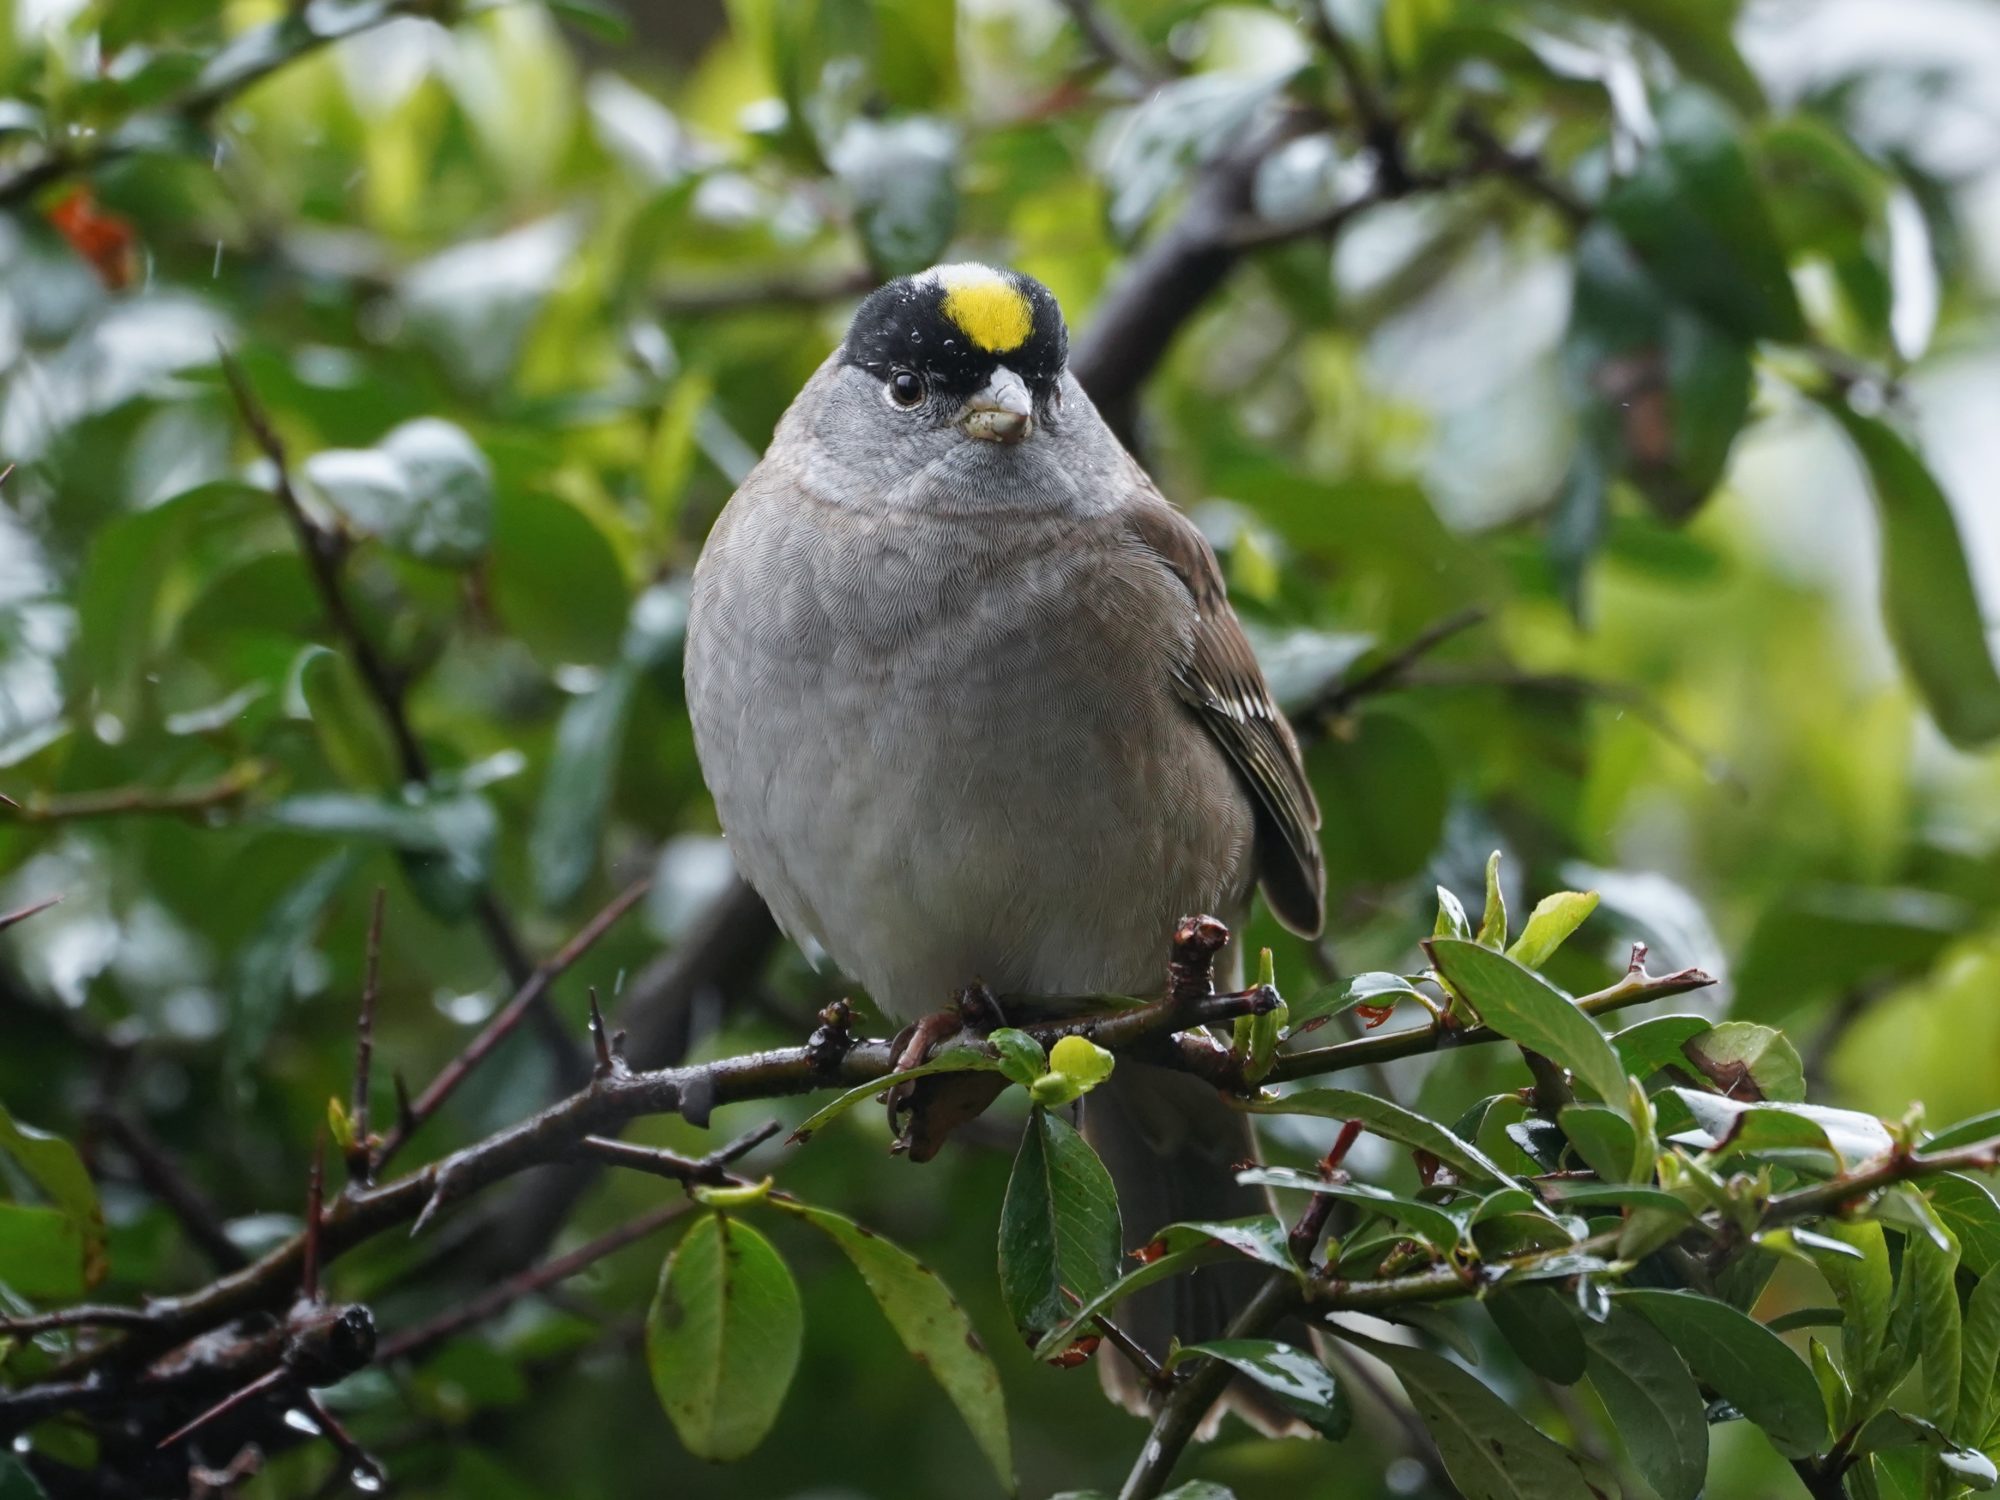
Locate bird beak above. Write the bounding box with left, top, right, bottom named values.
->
left=959, top=367, right=1033, bottom=445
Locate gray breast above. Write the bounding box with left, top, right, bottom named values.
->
left=685, top=448, right=1257, bottom=1020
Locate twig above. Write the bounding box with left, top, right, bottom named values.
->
left=574, top=1120, right=781, bottom=1188
left=0, top=1304, right=154, bottom=1337
left=1, top=763, right=266, bottom=823
left=373, top=876, right=652, bottom=1170
left=1305, top=3, right=1409, bottom=192
left=1268, top=958, right=1714, bottom=1083
left=91, top=1109, right=247, bottom=1273
left=0, top=893, right=64, bottom=933
left=1055, top=0, right=1172, bottom=87
left=1295, top=606, right=1489, bottom=734
left=348, top=888, right=385, bottom=1184
left=0, top=3, right=436, bottom=206
left=1119, top=1273, right=1302, bottom=1499
left=1398, top=664, right=1740, bottom=789
left=373, top=1200, right=689, bottom=1366
left=659, top=266, right=874, bottom=318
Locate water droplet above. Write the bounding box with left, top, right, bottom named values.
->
left=282, top=1408, right=321, bottom=1435
left=614, top=968, right=626, bottom=996
left=351, top=1468, right=385, bottom=1492
left=11, top=1435, right=30, bottom=1454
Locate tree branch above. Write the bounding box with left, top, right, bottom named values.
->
left=1, top=763, right=267, bottom=824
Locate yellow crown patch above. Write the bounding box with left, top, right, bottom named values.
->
left=934, top=265, right=1033, bottom=354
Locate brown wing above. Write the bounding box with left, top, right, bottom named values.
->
left=1123, top=485, right=1325, bottom=937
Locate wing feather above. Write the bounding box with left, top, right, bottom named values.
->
left=1122, top=483, right=1325, bottom=937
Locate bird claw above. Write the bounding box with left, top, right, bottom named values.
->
left=882, top=984, right=1011, bottom=1161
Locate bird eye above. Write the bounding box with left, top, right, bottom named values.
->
left=886, top=369, right=925, bottom=408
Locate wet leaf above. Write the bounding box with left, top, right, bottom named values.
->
left=1430, top=940, right=1629, bottom=1113
left=999, top=1107, right=1122, bottom=1340
left=778, top=1201, right=1012, bottom=1491
left=645, top=1214, right=802, bottom=1462
left=1619, top=1288, right=1829, bottom=1456
left=1170, top=1339, right=1349, bottom=1439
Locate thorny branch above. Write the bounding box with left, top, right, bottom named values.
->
left=0, top=916, right=1705, bottom=1451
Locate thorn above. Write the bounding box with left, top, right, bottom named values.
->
left=1627, top=941, right=1649, bottom=975
left=588, top=986, right=617, bottom=1079
left=155, top=1366, right=289, bottom=1449
left=0, top=892, right=63, bottom=932
left=0, top=789, right=18, bottom=810
left=392, top=1069, right=416, bottom=1137
left=0, top=462, right=15, bottom=488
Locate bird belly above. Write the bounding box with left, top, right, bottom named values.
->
left=686, top=517, right=1255, bottom=1021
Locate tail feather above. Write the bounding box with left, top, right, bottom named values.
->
left=1083, top=1062, right=1310, bottom=1439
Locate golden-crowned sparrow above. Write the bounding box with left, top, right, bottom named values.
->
left=684, top=262, right=1323, bottom=1421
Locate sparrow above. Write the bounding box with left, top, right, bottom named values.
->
left=683, top=262, right=1324, bottom=1424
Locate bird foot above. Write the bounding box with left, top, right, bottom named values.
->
left=884, top=983, right=1011, bottom=1161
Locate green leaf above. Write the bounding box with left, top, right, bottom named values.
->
left=0, top=1204, right=87, bottom=1298
left=1666, top=1089, right=1893, bottom=1172
left=1619, top=1288, right=1830, bottom=1456
left=998, top=1108, right=1122, bottom=1340
left=490, top=599, right=657, bottom=868
left=1603, top=85, right=1805, bottom=342
left=1582, top=1305, right=1709, bottom=1500
left=229, top=849, right=359, bottom=1078
left=262, top=791, right=495, bottom=916
left=1338, top=1332, right=1611, bottom=1499
left=0, top=1455, right=50, bottom=1500
left=1928, top=1174, right=2000, bottom=1277
left=1538, top=1180, right=1695, bottom=1219
left=288, top=645, right=401, bottom=790
left=1241, top=1088, right=1514, bottom=1184
left=490, top=489, right=629, bottom=666
left=1433, top=884, right=1472, bottom=939
left=1926, top=1110, right=2000, bottom=1154
left=1171, top=1339, right=1349, bottom=1439
left=1810, top=1221, right=1895, bottom=1398
left=1235, top=1168, right=1465, bottom=1250
left=1557, top=1104, right=1639, bottom=1183
left=778, top=1201, right=1012, bottom=1490
left=1820, top=401, right=2000, bottom=748
left=303, top=417, right=493, bottom=566
left=1476, top=850, right=1508, bottom=949
left=1680, top=1021, right=1806, bottom=1102
left=1956, top=1271, right=2000, bottom=1442
left=1288, top=972, right=1426, bottom=1034
left=645, top=1214, right=802, bottom=1462
left=0, top=1106, right=105, bottom=1291
left=1029, top=1035, right=1116, bottom=1107
left=1908, top=1211, right=1963, bottom=1431
left=987, top=1028, right=1046, bottom=1089
left=1429, top=940, right=1629, bottom=1112
left=1027, top=1218, right=1291, bottom=1359
left=1506, top=890, right=1601, bottom=970
left=787, top=1049, right=1004, bottom=1143
left=1486, top=1286, right=1586, bottom=1384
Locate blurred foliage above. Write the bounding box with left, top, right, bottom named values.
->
left=2, top=0, right=2000, bottom=1497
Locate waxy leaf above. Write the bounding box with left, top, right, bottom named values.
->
left=1822, top=401, right=2000, bottom=748
left=1172, top=1339, right=1349, bottom=1439
left=999, top=1107, right=1122, bottom=1340
left=1619, top=1288, right=1829, bottom=1456
left=1583, top=1305, right=1709, bottom=1500
left=1507, top=890, right=1601, bottom=970
left=646, top=1214, right=802, bottom=1461
left=1241, top=1088, right=1513, bottom=1184
left=1339, top=1332, right=1612, bottom=1499
left=1236, top=1168, right=1466, bottom=1249
left=1611, top=1014, right=1713, bottom=1079
left=778, top=1202, right=1011, bottom=1490
left=1430, top=940, right=1629, bottom=1113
